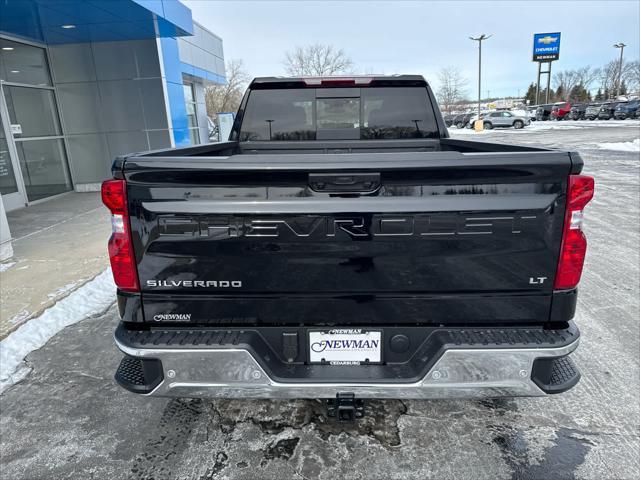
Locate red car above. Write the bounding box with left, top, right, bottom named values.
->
left=551, top=102, right=572, bottom=120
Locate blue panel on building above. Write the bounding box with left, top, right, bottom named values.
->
left=160, top=37, right=183, bottom=83
left=0, top=0, right=192, bottom=44
left=172, top=128, right=192, bottom=147
left=157, top=0, right=193, bottom=35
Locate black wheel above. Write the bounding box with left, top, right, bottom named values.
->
left=513, top=120, right=524, bottom=129
left=456, top=122, right=464, bottom=129
left=483, top=122, right=493, bottom=130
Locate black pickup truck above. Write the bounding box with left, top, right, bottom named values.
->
left=103, top=75, right=593, bottom=414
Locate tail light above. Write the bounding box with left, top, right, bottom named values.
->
left=101, top=179, right=139, bottom=292
left=554, top=175, right=595, bottom=290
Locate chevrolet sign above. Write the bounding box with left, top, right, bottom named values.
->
left=538, top=35, right=558, bottom=45
left=533, top=32, right=561, bottom=61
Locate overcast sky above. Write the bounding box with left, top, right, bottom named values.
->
left=184, top=0, right=640, bottom=97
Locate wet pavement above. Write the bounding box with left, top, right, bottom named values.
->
left=1, top=123, right=638, bottom=479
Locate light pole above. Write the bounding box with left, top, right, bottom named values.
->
left=614, top=42, right=626, bottom=98
left=470, top=34, right=492, bottom=129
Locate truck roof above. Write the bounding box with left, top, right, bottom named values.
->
left=249, top=75, right=428, bottom=89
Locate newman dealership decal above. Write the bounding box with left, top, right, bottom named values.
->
left=309, top=330, right=382, bottom=364
left=533, top=32, right=561, bottom=61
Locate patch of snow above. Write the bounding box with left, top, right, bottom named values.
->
left=46, top=281, right=81, bottom=300
left=448, top=127, right=487, bottom=135
left=528, top=119, right=640, bottom=130
left=0, top=269, right=115, bottom=394
left=0, top=261, right=16, bottom=273
left=9, top=310, right=31, bottom=325
left=595, top=138, right=640, bottom=152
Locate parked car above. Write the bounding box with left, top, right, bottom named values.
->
left=103, top=75, right=592, bottom=411
left=584, top=103, right=603, bottom=120
left=535, top=104, right=554, bottom=121
left=452, top=113, right=474, bottom=128
left=527, top=106, right=538, bottom=120
left=482, top=110, right=530, bottom=129
left=551, top=102, right=572, bottom=120
left=569, top=103, right=587, bottom=120
left=443, top=113, right=457, bottom=127
left=614, top=99, right=640, bottom=119
left=598, top=102, right=624, bottom=120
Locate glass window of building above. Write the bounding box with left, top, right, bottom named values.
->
left=0, top=115, right=19, bottom=196
left=0, top=38, right=51, bottom=86
left=0, top=38, right=72, bottom=202
left=183, top=82, right=200, bottom=145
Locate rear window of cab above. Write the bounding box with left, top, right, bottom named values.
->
left=237, top=87, right=439, bottom=141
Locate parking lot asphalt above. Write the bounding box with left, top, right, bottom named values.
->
left=1, top=122, right=639, bottom=480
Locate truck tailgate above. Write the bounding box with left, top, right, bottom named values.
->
left=122, top=151, right=574, bottom=326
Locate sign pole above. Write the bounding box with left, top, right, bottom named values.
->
left=535, top=61, right=541, bottom=105
left=546, top=61, right=552, bottom=104
left=478, top=38, right=482, bottom=125
left=470, top=34, right=491, bottom=131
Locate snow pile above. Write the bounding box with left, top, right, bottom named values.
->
left=0, top=269, right=115, bottom=394
left=596, top=138, right=640, bottom=152
left=0, top=261, right=16, bottom=273
left=447, top=127, right=486, bottom=135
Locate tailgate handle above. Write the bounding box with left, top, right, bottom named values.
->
left=309, top=173, right=381, bottom=193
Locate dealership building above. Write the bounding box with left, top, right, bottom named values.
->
left=0, top=0, right=225, bottom=217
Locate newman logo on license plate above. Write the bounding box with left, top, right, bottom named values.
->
left=308, top=330, right=382, bottom=364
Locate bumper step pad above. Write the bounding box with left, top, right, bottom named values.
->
left=531, top=355, right=581, bottom=394
left=115, top=356, right=163, bottom=394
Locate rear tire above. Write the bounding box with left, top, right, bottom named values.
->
left=456, top=122, right=464, bottom=129
left=483, top=122, right=493, bottom=130
left=513, top=120, right=524, bottom=129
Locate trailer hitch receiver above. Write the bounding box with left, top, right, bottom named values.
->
left=327, top=393, right=364, bottom=422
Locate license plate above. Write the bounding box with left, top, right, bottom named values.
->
left=308, top=329, right=382, bottom=364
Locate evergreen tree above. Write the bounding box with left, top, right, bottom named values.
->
left=539, top=87, right=555, bottom=103
left=524, top=82, right=537, bottom=105
left=569, top=84, right=589, bottom=102
left=595, top=88, right=603, bottom=101
left=555, top=85, right=565, bottom=101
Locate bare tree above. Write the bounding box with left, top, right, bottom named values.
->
left=554, top=69, right=580, bottom=100
left=598, top=60, right=620, bottom=96
left=574, top=66, right=600, bottom=90
left=204, top=59, right=250, bottom=117
left=283, top=44, right=354, bottom=76
left=435, top=66, right=469, bottom=113
left=625, top=60, right=640, bottom=94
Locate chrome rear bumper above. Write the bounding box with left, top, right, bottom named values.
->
left=115, top=337, right=580, bottom=399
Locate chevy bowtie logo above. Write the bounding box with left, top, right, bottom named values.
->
left=538, top=36, right=558, bottom=44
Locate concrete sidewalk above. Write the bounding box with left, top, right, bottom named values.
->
left=0, top=193, right=111, bottom=339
